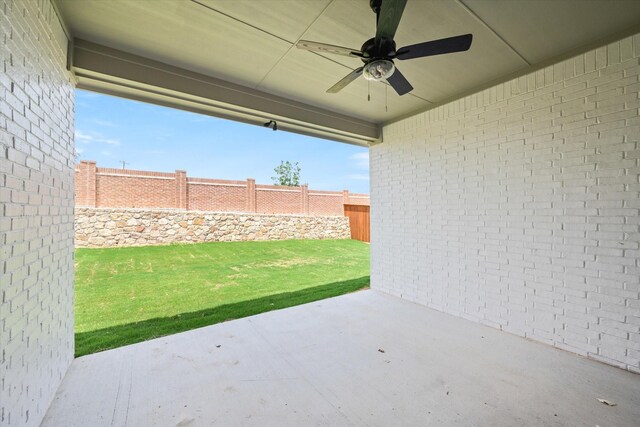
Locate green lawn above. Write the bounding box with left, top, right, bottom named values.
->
left=75, top=239, right=370, bottom=357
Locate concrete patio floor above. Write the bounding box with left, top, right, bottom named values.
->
left=43, top=290, right=639, bottom=426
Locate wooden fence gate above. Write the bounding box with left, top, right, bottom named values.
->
left=344, top=204, right=370, bottom=242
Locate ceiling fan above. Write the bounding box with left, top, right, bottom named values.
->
left=296, top=0, right=473, bottom=96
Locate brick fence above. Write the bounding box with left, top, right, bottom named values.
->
left=75, top=161, right=369, bottom=216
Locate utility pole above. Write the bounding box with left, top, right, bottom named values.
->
left=120, top=160, right=128, bottom=169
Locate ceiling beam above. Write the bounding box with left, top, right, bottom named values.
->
left=71, top=39, right=380, bottom=146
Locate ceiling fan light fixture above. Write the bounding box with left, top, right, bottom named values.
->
left=363, top=59, right=395, bottom=82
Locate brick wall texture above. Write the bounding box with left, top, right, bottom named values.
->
left=372, top=33, right=640, bottom=372
left=0, top=0, right=75, bottom=426
left=75, top=162, right=370, bottom=216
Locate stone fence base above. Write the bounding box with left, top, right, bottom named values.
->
left=75, top=208, right=351, bottom=248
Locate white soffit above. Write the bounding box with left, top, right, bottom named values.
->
left=72, top=40, right=379, bottom=146
left=56, top=0, right=640, bottom=132
left=461, top=0, right=640, bottom=64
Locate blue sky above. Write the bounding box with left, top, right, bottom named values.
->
left=75, top=90, right=370, bottom=193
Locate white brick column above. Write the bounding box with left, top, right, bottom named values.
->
left=0, top=1, right=75, bottom=425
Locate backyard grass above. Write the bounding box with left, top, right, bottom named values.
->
left=75, top=239, right=370, bottom=356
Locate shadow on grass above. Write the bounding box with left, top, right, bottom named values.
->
left=75, top=276, right=370, bottom=357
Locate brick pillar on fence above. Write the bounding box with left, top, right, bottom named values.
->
left=342, top=189, right=349, bottom=215
left=246, top=178, right=257, bottom=212
left=77, top=160, right=97, bottom=207
left=175, top=170, right=187, bottom=210
left=301, top=184, right=309, bottom=215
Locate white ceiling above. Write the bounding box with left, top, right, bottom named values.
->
left=56, top=0, right=640, bottom=124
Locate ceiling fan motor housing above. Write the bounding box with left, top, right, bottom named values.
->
left=360, top=37, right=397, bottom=62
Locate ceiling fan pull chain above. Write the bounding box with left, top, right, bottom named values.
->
left=385, top=83, right=388, bottom=112
left=368, top=79, right=371, bottom=102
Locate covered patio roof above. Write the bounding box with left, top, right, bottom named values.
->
left=54, top=0, right=640, bottom=144
left=43, top=291, right=640, bottom=426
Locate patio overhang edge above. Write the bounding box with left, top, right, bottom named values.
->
left=71, top=39, right=380, bottom=146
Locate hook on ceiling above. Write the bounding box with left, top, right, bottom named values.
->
left=263, top=120, right=278, bottom=131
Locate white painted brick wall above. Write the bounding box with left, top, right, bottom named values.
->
left=0, top=0, right=75, bottom=426
left=372, top=34, right=640, bottom=373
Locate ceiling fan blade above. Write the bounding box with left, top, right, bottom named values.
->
left=395, top=34, right=473, bottom=60
left=296, top=40, right=366, bottom=58
left=327, top=67, right=364, bottom=93
left=376, top=0, right=407, bottom=40
left=386, top=68, right=413, bottom=96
